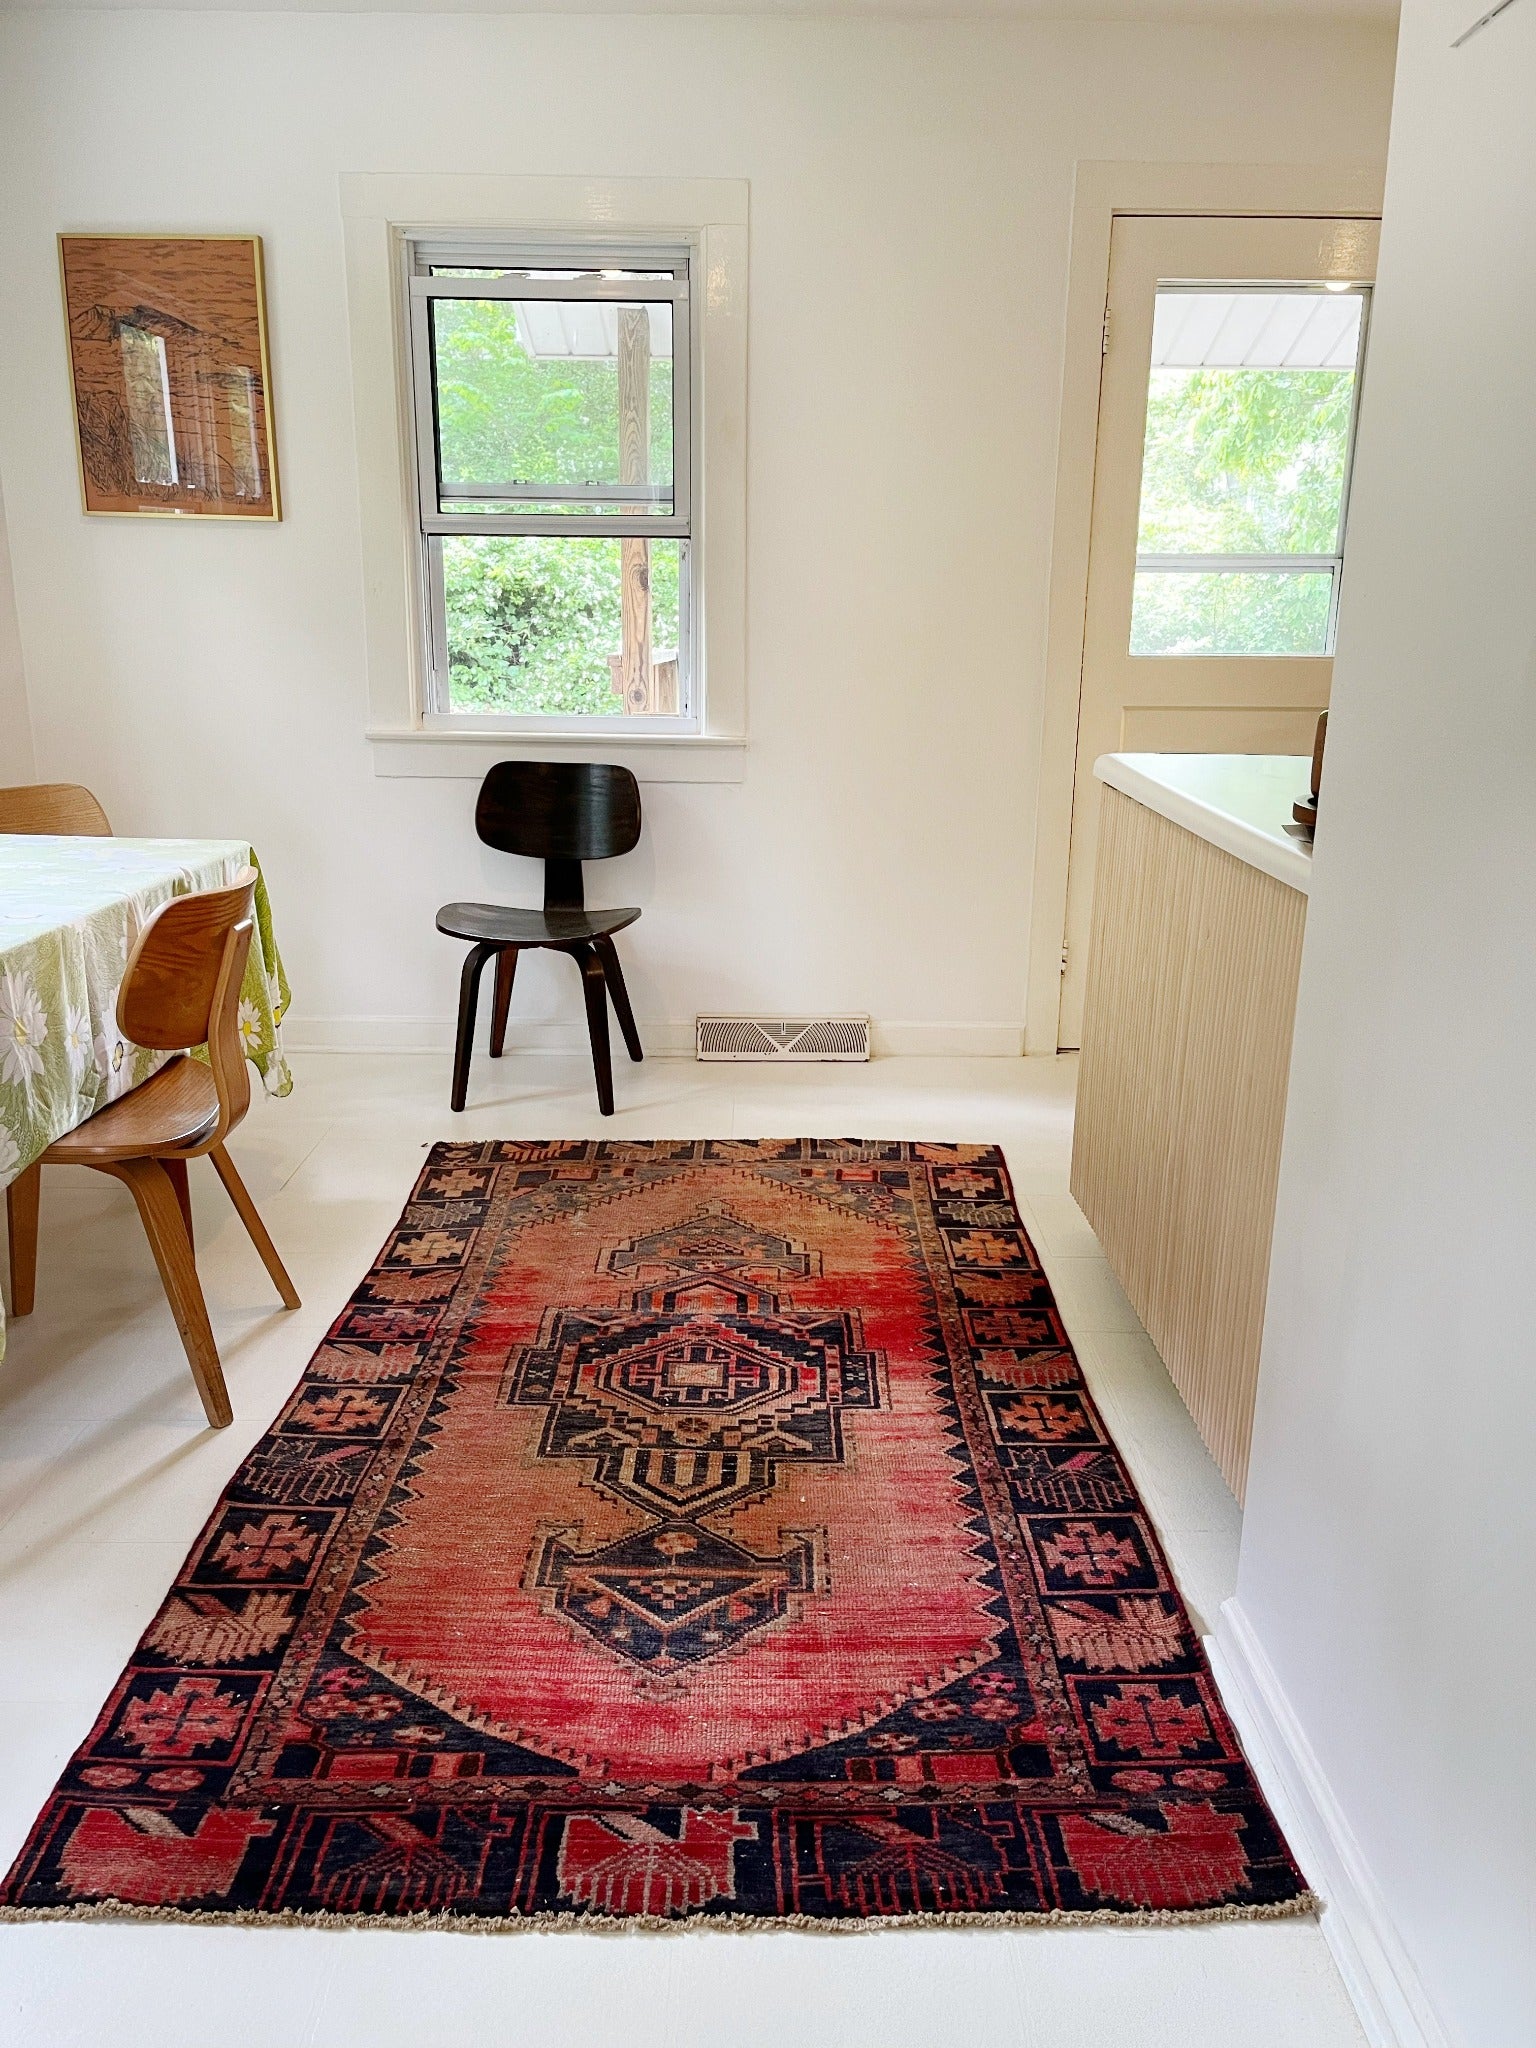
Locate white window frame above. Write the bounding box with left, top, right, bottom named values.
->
left=341, top=174, right=748, bottom=782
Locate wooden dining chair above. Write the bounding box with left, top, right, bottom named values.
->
left=4, top=867, right=299, bottom=1428
left=0, top=783, right=112, bottom=835
left=436, top=762, right=644, bottom=1116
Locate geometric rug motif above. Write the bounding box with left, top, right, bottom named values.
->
left=0, top=1141, right=1314, bottom=1929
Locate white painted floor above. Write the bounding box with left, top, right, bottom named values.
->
left=0, top=1051, right=1365, bottom=2048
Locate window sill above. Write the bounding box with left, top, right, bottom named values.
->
left=366, top=727, right=747, bottom=783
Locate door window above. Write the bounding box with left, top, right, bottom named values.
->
left=1130, top=288, right=1368, bottom=657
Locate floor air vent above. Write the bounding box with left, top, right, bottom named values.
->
left=696, top=1015, right=871, bottom=1063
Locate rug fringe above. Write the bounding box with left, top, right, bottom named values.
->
left=0, top=1892, right=1321, bottom=1936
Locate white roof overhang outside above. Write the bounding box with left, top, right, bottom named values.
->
left=513, top=301, right=673, bottom=362
left=1152, top=289, right=1364, bottom=370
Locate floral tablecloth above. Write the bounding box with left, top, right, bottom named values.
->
left=0, top=837, right=291, bottom=1347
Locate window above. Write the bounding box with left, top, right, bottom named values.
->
left=405, top=240, right=694, bottom=727
left=1130, top=286, right=1369, bottom=656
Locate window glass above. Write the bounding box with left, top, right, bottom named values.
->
left=441, top=535, right=684, bottom=717
left=1130, top=571, right=1335, bottom=658
left=430, top=297, right=675, bottom=516
left=1130, top=288, right=1365, bottom=656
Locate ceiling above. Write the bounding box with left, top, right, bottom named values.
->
left=0, top=0, right=1399, bottom=19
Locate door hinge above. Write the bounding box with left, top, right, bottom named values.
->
left=1061, top=945, right=1070, bottom=975
left=1101, top=305, right=1111, bottom=358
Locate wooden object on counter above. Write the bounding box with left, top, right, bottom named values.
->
left=1293, top=711, right=1328, bottom=833
left=1071, top=784, right=1307, bottom=1502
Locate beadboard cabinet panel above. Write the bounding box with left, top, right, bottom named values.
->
left=1071, top=784, right=1307, bottom=1500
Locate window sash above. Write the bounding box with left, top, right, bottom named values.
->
left=440, top=483, right=675, bottom=507
left=420, top=534, right=696, bottom=724
left=407, top=263, right=692, bottom=539
left=411, top=238, right=689, bottom=278
left=1130, top=556, right=1343, bottom=657
left=410, top=272, right=687, bottom=305
left=1134, top=552, right=1340, bottom=574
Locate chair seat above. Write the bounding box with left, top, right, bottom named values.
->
left=44, top=1054, right=219, bottom=1164
left=436, top=901, right=641, bottom=947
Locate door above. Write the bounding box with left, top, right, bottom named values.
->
left=1059, top=213, right=1377, bottom=1048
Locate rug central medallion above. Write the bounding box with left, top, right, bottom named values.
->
left=338, top=1170, right=1003, bottom=1783
left=509, top=1206, right=883, bottom=1673
left=0, top=1141, right=1313, bottom=1931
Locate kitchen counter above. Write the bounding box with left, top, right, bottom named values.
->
left=1093, top=752, right=1314, bottom=893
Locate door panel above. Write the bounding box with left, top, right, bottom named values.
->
left=1119, top=705, right=1326, bottom=754
left=1058, top=213, right=1377, bottom=1048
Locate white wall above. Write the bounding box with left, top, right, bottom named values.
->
left=0, top=10, right=1395, bottom=1048
left=0, top=484, right=35, bottom=784
left=1233, top=2, right=1536, bottom=2042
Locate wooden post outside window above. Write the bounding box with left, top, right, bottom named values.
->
left=617, top=307, right=654, bottom=714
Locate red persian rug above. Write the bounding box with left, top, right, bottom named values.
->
left=1, top=1141, right=1312, bottom=1930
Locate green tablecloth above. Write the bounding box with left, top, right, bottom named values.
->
left=0, top=836, right=291, bottom=1206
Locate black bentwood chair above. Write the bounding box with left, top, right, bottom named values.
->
left=437, top=762, right=644, bottom=1116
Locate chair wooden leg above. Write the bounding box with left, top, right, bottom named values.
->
left=594, top=935, right=643, bottom=1064
left=451, top=942, right=496, bottom=1112
left=208, top=1142, right=301, bottom=1311
left=163, top=1157, right=194, bottom=1252
left=6, top=1162, right=40, bottom=1317
left=578, top=945, right=615, bottom=1116
left=105, top=1158, right=231, bottom=1429
left=490, top=947, right=518, bottom=1057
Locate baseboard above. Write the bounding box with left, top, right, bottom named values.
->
left=280, top=1017, right=1027, bottom=1060
left=870, top=1022, right=1024, bottom=1058
left=1210, top=1601, right=1451, bottom=2048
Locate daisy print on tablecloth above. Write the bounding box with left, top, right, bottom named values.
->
left=63, top=1003, right=92, bottom=1087
left=0, top=969, right=48, bottom=1092
left=237, top=997, right=261, bottom=1056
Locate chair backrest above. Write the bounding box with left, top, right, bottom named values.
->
left=0, top=782, right=112, bottom=836
left=119, top=869, right=257, bottom=1136
left=475, top=761, right=641, bottom=912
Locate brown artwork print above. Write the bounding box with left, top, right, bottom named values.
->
left=59, top=236, right=278, bottom=518
left=0, top=1141, right=1312, bottom=1931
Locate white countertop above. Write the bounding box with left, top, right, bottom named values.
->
left=1094, top=753, right=1315, bottom=894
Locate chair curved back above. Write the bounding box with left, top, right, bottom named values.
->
left=118, top=869, right=257, bottom=1139
left=475, top=762, right=641, bottom=864
left=0, top=783, right=112, bottom=836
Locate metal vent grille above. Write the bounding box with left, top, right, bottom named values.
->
left=695, top=1015, right=870, bottom=1063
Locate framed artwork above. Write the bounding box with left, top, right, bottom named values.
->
left=58, top=234, right=280, bottom=519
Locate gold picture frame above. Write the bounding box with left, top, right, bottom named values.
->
left=58, top=233, right=281, bottom=520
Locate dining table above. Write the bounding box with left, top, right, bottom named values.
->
left=0, top=835, right=291, bottom=1355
